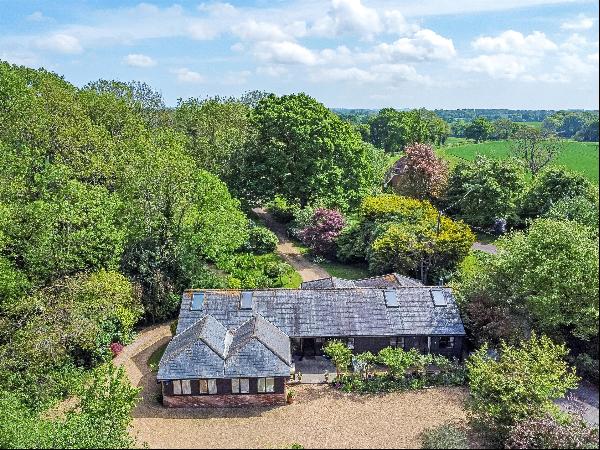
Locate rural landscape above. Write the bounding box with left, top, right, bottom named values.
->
left=0, top=1, right=599, bottom=449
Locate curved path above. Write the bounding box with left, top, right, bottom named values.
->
left=251, top=207, right=329, bottom=282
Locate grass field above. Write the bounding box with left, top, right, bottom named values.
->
left=437, top=139, right=599, bottom=184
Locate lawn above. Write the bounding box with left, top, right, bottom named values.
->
left=437, top=139, right=599, bottom=184
left=318, top=260, right=370, bottom=280
left=148, top=343, right=168, bottom=372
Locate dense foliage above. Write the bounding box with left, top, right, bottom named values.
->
left=298, top=208, right=346, bottom=257
left=233, top=93, right=387, bottom=210
left=444, top=156, right=527, bottom=227
left=421, top=423, right=469, bottom=449
left=543, top=111, right=599, bottom=141
left=338, top=195, right=474, bottom=283
left=464, top=117, right=494, bottom=142
left=466, top=334, right=579, bottom=444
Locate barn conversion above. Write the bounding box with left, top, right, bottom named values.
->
left=157, top=273, right=466, bottom=407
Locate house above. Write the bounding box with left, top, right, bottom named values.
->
left=157, top=273, right=466, bottom=407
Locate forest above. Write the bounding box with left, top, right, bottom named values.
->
left=0, top=61, right=598, bottom=448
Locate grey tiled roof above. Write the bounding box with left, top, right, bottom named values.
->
left=300, top=273, right=423, bottom=289
left=176, top=286, right=465, bottom=339
left=157, top=314, right=292, bottom=381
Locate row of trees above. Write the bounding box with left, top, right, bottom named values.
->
left=543, top=111, right=600, bottom=141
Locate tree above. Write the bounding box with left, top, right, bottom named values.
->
left=492, top=118, right=517, bottom=140
left=444, top=156, right=527, bottom=227
left=298, top=208, right=346, bottom=257
left=519, top=166, right=597, bottom=220
left=488, top=219, right=599, bottom=340
left=510, top=126, right=562, bottom=175
left=466, top=334, right=579, bottom=444
left=464, top=117, right=494, bottom=142
left=543, top=195, right=599, bottom=230
left=174, top=97, right=252, bottom=178
left=234, top=93, right=386, bottom=210
left=323, top=339, right=353, bottom=377
left=388, top=143, right=449, bottom=201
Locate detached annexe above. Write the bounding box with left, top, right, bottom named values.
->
left=157, top=273, right=466, bottom=407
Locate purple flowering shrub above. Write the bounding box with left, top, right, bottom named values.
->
left=298, top=208, right=346, bottom=257
left=110, top=342, right=124, bottom=358
left=506, top=411, right=599, bottom=449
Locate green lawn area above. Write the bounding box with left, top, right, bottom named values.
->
left=148, top=343, right=168, bottom=372
left=437, top=140, right=599, bottom=184
left=318, top=260, right=370, bottom=279
left=282, top=270, right=302, bottom=288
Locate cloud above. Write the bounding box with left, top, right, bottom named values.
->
left=588, top=52, right=599, bottom=64
left=375, top=29, right=456, bottom=61
left=124, top=53, right=156, bottom=68
left=312, top=0, right=383, bottom=38
left=461, top=53, right=530, bottom=79
left=256, top=65, right=289, bottom=77
left=233, top=20, right=290, bottom=42
left=35, top=33, right=82, bottom=54
left=172, top=68, right=204, bottom=83
left=561, top=14, right=596, bottom=31
left=311, top=62, right=429, bottom=84
left=254, top=41, right=318, bottom=65
left=27, top=11, right=47, bottom=22
left=472, top=30, right=557, bottom=55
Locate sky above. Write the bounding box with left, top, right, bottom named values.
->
left=1, top=0, right=599, bottom=109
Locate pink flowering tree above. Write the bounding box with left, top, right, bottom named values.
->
left=389, top=143, right=448, bottom=200
left=298, top=208, right=346, bottom=257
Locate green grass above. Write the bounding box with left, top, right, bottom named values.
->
left=318, top=260, right=370, bottom=280
left=437, top=140, right=599, bottom=184
left=282, top=270, right=302, bottom=288
left=148, top=343, right=168, bottom=372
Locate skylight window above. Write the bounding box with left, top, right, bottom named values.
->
left=240, top=291, right=253, bottom=310
left=191, top=292, right=204, bottom=310
left=431, top=289, right=447, bottom=307
left=384, top=290, right=399, bottom=308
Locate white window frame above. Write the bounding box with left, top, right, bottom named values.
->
left=181, top=379, right=192, bottom=395
left=257, top=377, right=275, bottom=393
left=208, top=379, right=217, bottom=395
left=232, top=378, right=250, bottom=394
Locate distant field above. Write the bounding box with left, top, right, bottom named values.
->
left=437, top=140, right=599, bottom=184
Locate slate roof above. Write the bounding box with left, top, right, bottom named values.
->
left=176, top=286, right=465, bottom=339
left=301, top=273, right=423, bottom=289
left=157, top=314, right=292, bottom=381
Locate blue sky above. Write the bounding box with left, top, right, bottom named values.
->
left=1, top=0, right=598, bottom=108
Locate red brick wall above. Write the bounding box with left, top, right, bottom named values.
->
left=163, top=392, right=287, bottom=408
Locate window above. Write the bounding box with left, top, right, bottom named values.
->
left=390, top=337, right=405, bottom=349
left=181, top=379, right=191, bottom=395
left=208, top=379, right=217, bottom=394
left=258, top=377, right=275, bottom=393
left=347, top=338, right=355, bottom=350
left=173, top=380, right=182, bottom=395
left=231, top=378, right=250, bottom=394
left=439, top=336, right=455, bottom=349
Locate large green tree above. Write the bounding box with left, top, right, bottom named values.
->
left=234, top=93, right=386, bottom=210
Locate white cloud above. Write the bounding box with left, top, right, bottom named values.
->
left=124, top=53, right=156, bottom=68
left=254, top=41, right=318, bottom=65
left=312, top=0, right=383, bottom=38
left=27, top=11, right=47, bottom=22
left=375, top=29, right=456, bottom=61
left=233, top=20, right=290, bottom=42
left=472, top=30, right=557, bottom=55
left=560, top=33, right=588, bottom=52
left=172, top=68, right=204, bottom=83
left=383, top=10, right=419, bottom=35
left=35, top=33, right=82, bottom=54
left=588, top=52, right=599, bottom=64
left=561, top=14, right=596, bottom=31
left=461, top=53, right=530, bottom=79
left=311, top=62, right=429, bottom=84
left=256, top=65, right=289, bottom=77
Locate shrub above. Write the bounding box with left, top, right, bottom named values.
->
left=519, top=166, right=596, bottom=221
left=170, top=320, right=178, bottom=337
left=574, top=353, right=599, bottom=385
left=287, top=205, right=317, bottom=239
left=466, top=334, right=579, bottom=444
left=217, top=253, right=295, bottom=289
left=244, top=226, right=278, bottom=254
left=323, top=340, right=353, bottom=376
left=421, top=423, right=469, bottom=449
left=109, top=343, right=124, bottom=358
left=267, top=195, right=299, bottom=223
left=543, top=195, right=599, bottom=230
left=298, top=208, right=345, bottom=257
left=506, top=413, right=599, bottom=449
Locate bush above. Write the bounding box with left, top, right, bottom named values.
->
left=109, top=343, right=124, bottom=358
left=216, top=253, right=295, bottom=289
left=466, top=334, right=579, bottom=444
left=421, top=423, right=469, bottom=449
left=298, top=208, right=345, bottom=257
left=267, top=195, right=299, bottom=223
left=244, top=226, right=278, bottom=254
left=506, top=413, right=599, bottom=449
left=519, top=167, right=596, bottom=221
left=543, top=195, right=599, bottom=230
left=170, top=320, right=179, bottom=336
left=574, top=354, right=599, bottom=385
left=323, top=340, right=353, bottom=376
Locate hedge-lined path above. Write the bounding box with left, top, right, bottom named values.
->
left=251, top=207, right=330, bottom=282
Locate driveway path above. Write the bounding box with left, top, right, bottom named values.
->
left=471, top=242, right=498, bottom=254
left=252, top=207, right=330, bottom=282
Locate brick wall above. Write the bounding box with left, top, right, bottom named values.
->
left=163, top=393, right=287, bottom=408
